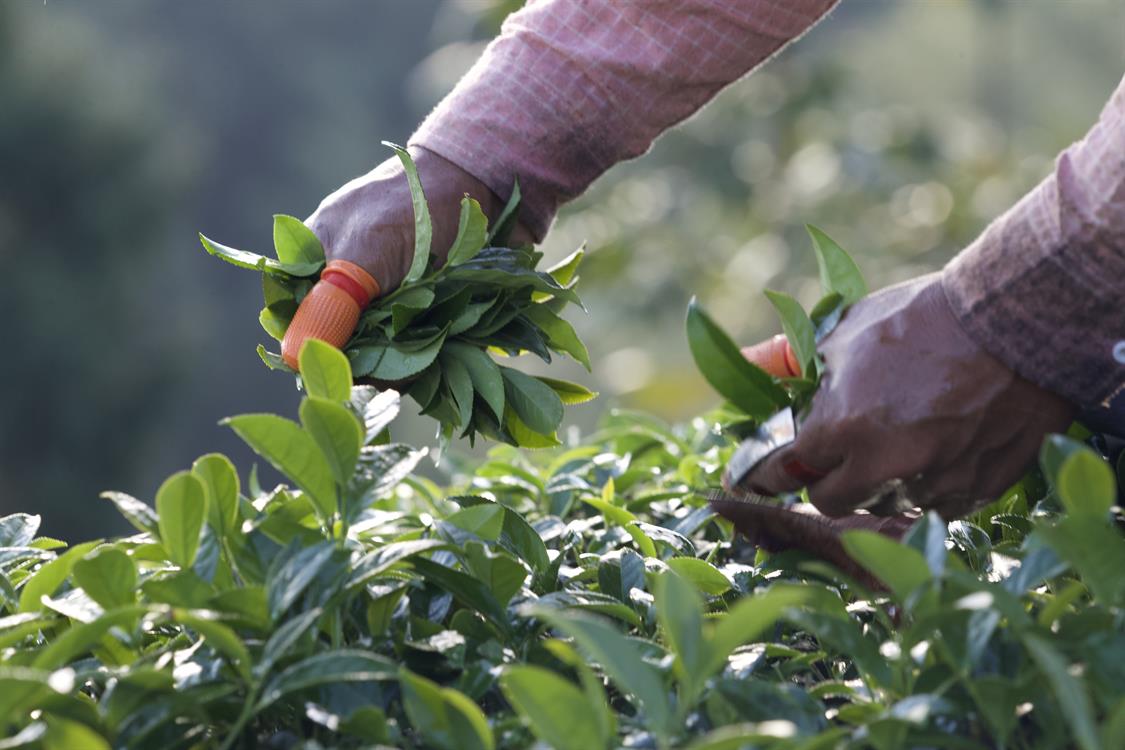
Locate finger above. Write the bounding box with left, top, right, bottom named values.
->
left=741, top=335, right=801, bottom=378
left=281, top=260, right=380, bottom=369
left=738, top=402, right=840, bottom=496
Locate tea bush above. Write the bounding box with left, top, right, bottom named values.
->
left=0, top=332, right=1123, bottom=749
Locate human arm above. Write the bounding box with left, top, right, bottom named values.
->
left=308, top=0, right=840, bottom=293
left=729, top=73, right=1125, bottom=520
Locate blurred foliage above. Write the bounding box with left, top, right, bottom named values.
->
left=2, top=0, right=1121, bottom=540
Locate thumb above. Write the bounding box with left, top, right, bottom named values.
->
left=280, top=260, right=380, bottom=370
left=741, top=334, right=801, bottom=378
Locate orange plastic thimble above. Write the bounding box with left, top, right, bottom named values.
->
left=281, top=260, right=380, bottom=370
left=740, top=334, right=801, bottom=378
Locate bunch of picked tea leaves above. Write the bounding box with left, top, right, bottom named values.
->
left=200, top=143, right=594, bottom=448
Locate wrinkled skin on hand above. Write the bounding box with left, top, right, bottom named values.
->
left=707, top=496, right=916, bottom=590
left=739, top=272, right=1074, bottom=520
left=710, top=273, right=1073, bottom=575
left=306, top=146, right=531, bottom=294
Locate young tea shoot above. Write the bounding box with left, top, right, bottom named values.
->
left=201, top=143, right=595, bottom=450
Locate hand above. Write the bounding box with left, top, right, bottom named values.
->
left=306, top=146, right=531, bottom=293
left=735, top=272, right=1073, bottom=520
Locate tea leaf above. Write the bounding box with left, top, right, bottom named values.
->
left=500, top=366, right=564, bottom=436
left=445, top=342, right=504, bottom=421
left=191, top=453, right=240, bottom=539
left=840, top=530, right=932, bottom=603
left=1023, top=633, right=1099, bottom=750
left=501, top=666, right=609, bottom=750
left=272, top=214, right=325, bottom=266
left=174, top=610, right=253, bottom=682
left=199, top=233, right=321, bottom=277
left=447, top=196, right=489, bottom=266
left=763, top=289, right=817, bottom=376
left=18, top=542, right=100, bottom=613
left=299, top=397, right=363, bottom=485
left=686, top=298, right=788, bottom=420
left=400, top=668, right=495, bottom=750
left=299, top=339, right=353, bottom=402
left=223, top=414, right=338, bottom=519
left=72, top=549, right=136, bottom=609
left=532, top=376, right=596, bottom=406
left=349, top=332, right=447, bottom=381
left=156, top=472, right=208, bottom=568
left=666, top=557, right=732, bottom=596
left=522, top=305, right=591, bottom=370
left=528, top=607, right=673, bottom=739
left=0, top=514, right=40, bottom=547
left=806, top=225, right=867, bottom=305
left=258, top=651, right=397, bottom=711
left=385, top=142, right=432, bottom=284
left=1040, top=435, right=1115, bottom=518
left=100, top=492, right=159, bottom=536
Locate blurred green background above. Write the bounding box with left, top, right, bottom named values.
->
left=2, top=0, right=1121, bottom=541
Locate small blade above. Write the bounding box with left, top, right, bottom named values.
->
left=722, top=407, right=797, bottom=493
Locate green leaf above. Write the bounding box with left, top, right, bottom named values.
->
left=445, top=342, right=504, bottom=421
left=266, top=541, right=340, bottom=620
left=223, top=414, right=337, bottom=519
left=447, top=196, right=489, bottom=266
left=358, top=388, right=401, bottom=442
left=462, top=543, right=528, bottom=606
left=272, top=214, right=325, bottom=266
left=390, top=286, right=437, bottom=334
left=528, top=607, right=673, bottom=739
left=504, top=408, right=562, bottom=449
left=33, top=606, right=147, bottom=669
left=685, top=298, right=789, bottom=419
left=257, top=607, right=323, bottom=678
left=439, top=349, right=475, bottom=428
left=840, top=530, right=932, bottom=603
left=155, top=472, right=208, bottom=568
left=1036, top=516, right=1125, bottom=604
left=522, top=305, right=591, bottom=370
left=1023, top=633, right=1099, bottom=750
left=536, top=376, right=598, bottom=405
left=18, top=541, right=100, bottom=612
left=655, top=571, right=707, bottom=701
left=385, top=142, right=432, bottom=283
left=705, top=586, right=811, bottom=678
left=72, top=548, right=136, bottom=609
left=486, top=178, right=521, bottom=245
left=445, top=505, right=505, bottom=541
left=42, top=717, right=110, bottom=750
left=299, top=339, right=353, bottom=402
left=258, top=651, right=397, bottom=711
left=299, top=397, right=363, bottom=485
left=500, top=366, right=564, bottom=435
left=1040, top=435, right=1116, bottom=518
left=806, top=225, right=867, bottom=305
left=0, top=514, right=40, bottom=547
left=666, top=557, right=732, bottom=596
left=501, top=666, right=609, bottom=750
left=345, top=539, right=447, bottom=591
left=199, top=233, right=321, bottom=277
left=174, top=609, right=253, bottom=682
left=409, top=557, right=507, bottom=627
left=191, top=453, right=240, bottom=539
left=546, top=246, right=584, bottom=288
left=100, top=492, right=158, bottom=536
left=349, top=331, right=447, bottom=381
left=400, top=668, right=495, bottom=750
left=763, top=289, right=817, bottom=376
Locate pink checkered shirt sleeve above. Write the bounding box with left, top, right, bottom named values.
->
left=410, top=0, right=838, bottom=237
left=943, top=73, right=1125, bottom=408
